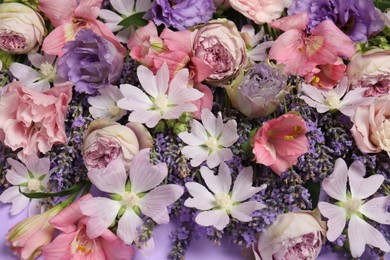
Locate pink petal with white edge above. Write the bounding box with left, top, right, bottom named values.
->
left=81, top=197, right=121, bottom=238
left=269, top=13, right=309, bottom=31
left=200, top=163, right=231, bottom=195
left=178, top=120, right=208, bottom=146
left=195, top=209, right=230, bottom=230
left=348, top=214, right=390, bottom=258
left=117, top=209, right=143, bottom=245
left=318, top=202, right=346, bottom=241
left=184, top=182, right=215, bottom=210
left=130, top=149, right=168, bottom=194
left=206, top=148, right=233, bottom=169
left=201, top=109, right=223, bottom=137
left=137, top=65, right=160, bottom=98
left=348, top=160, right=384, bottom=200
left=0, top=186, right=29, bottom=215
left=322, top=158, right=348, bottom=201
left=87, top=159, right=127, bottom=195
left=139, top=184, right=184, bottom=224
left=232, top=167, right=266, bottom=202
left=38, top=0, right=76, bottom=27
left=360, top=196, right=390, bottom=224
left=220, top=120, right=238, bottom=147
left=231, top=201, right=266, bottom=222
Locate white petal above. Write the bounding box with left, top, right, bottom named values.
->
left=137, top=65, right=159, bottom=98
left=110, top=0, right=135, bottom=15
left=184, top=182, right=215, bottom=210
left=220, top=120, right=238, bottom=147
left=128, top=110, right=161, bottom=128
left=231, top=201, right=266, bottom=222
left=348, top=160, right=384, bottom=200
left=25, top=155, right=50, bottom=177
left=178, top=120, right=207, bottom=146
left=318, top=202, right=346, bottom=242
left=28, top=53, right=55, bottom=68
left=232, top=167, right=266, bottom=202
left=181, top=146, right=209, bottom=167
left=26, top=79, right=51, bottom=93
left=249, top=41, right=274, bottom=62
left=155, top=62, right=170, bottom=95
left=99, top=9, right=122, bottom=24
left=9, top=63, right=42, bottom=84
left=7, top=158, right=28, bottom=178
left=139, top=184, right=184, bottom=224
left=130, top=149, right=167, bottom=194
left=195, top=210, right=230, bottom=230
left=300, top=96, right=330, bottom=113
left=6, top=169, right=28, bottom=185
left=206, top=148, right=233, bottom=169
left=0, top=186, right=30, bottom=215
left=360, top=196, right=390, bottom=224
left=135, top=0, right=153, bottom=12
left=201, top=109, right=223, bottom=137
left=322, top=158, right=348, bottom=202
left=333, top=77, right=348, bottom=98
left=116, top=27, right=133, bottom=43
left=118, top=84, right=152, bottom=110
left=117, top=209, right=143, bottom=245
left=348, top=214, right=390, bottom=258
left=163, top=103, right=198, bottom=119
left=81, top=197, right=121, bottom=238
left=200, top=163, right=231, bottom=194
left=301, top=83, right=326, bottom=102
left=28, top=199, right=43, bottom=217
left=87, top=159, right=127, bottom=195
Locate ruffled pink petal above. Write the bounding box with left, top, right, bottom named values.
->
left=39, top=0, right=76, bottom=27
left=74, top=0, right=102, bottom=19
left=127, top=21, right=159, bottom=49
left=269, top=13, right=309, bottom=31
left=41, top=232, right=75, bottom=260
left=101, top=231, right=134, bottom=260
left=42, top=24, right=77, bottom=56
left=161, top=28, right=191, bottom=54
left=190, top=56, right=214, bottom=83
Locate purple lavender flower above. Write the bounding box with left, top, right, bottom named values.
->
left=57, top=29, right=123, bottom=94
left=149, top=0, right=215, bottom=30
left=288, top=0, right=385, bottom=42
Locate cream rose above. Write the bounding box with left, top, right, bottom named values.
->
left=254, top=211, right=326, bottom=260
left=351, top=95, right=390, bottom=156
left=82, top=119, right=152, bottom=171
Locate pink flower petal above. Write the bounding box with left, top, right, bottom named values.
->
left=195, top=209, right=230, bottom=230
left=74, top=0, right=102, bottom=19
left=318, top=202, right=346, bottom=241
left=231, top=201, right=266, bottom=222
left=232, top=167, right=266, bottom=202
left=200, top=163, right=231, bottom=195
left=117, top=209, right=143, bottom=245
left=178, top=120, right=208, bottom=146
left=184, top=182, right=215, bottom=210
left=42, top=24, right=77, bottom=56
left=38, top=0, right=76, bottom=26
left=201, top=109, right=223, bottom=137
left=42, top=232, right=75, bottom=260
left=269, top=13, right=309, bottom=31
left=360, top=196, right=390, bottom=225
left=322, top=158, right=348, bottom=201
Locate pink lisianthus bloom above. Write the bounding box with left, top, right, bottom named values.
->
left=304, top=58, right=347, bottom=90
left=39, top=0, right=126, bottom=57
left=252, top=112, right=309, bottom=175
left=0, top=81, right=72, bottom=157
left=128, top=21, right=213, bottom=82
left=269, top=13, right=355, bottom=78
left=42, top=194, right=134, bottom=260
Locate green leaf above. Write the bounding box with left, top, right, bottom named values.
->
left=375, top=0, right=390, bottom=11
left=118, top=12, right=147, bottom=27
left=304, top=181, right=321, bottom=209
left=19, top=181, right=85, bottom=199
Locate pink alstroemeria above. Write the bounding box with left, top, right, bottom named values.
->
left=252, top=112, right=309, bottom=175
left=269, top=13, right=355, bottom=77
left=304, top=58, right=347, bottom=90
left=318, top=158, right=390, bottom=258
left=39, top=0, right=126, bottom=56
left=42, top=194, right=134, bottom=260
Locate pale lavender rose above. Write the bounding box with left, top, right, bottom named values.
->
left=347, top=49, right=390, bottom=97
left=192, top=19, right=247, bottom=85
left=236, top=63, right=288, bottom=118
left=288, top=0, right=384, bottom=42
left=57, top=29, right=123, bottom=95
left=149, top=0, right=215, bottom=30
left=82, top=119, right=152, bottom=171
left=254, top=211, right=326, bottom=260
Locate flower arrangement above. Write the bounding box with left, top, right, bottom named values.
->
left=0, top=0, right=389, bottom=259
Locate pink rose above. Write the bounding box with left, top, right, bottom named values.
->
left=351, top=95, right=390, bottom=155
left=42, top=194, right=134, bottom=260
left=0, top=81, right=72, bottom=157
left=252, top=112, right=309, bottom=175
left=229, top=0, right=286, bottom=24
left=83, top=119, right=152, bottom=171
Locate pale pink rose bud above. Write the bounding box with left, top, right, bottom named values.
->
left=0, top=3, right=46, bottom=54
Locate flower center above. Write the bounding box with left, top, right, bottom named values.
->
left=40, top=62, right=55, bottom=78
left=205, top=136, right=218, bottom=150
left=0, top=30, right=26, bottom=51
left=214, top=192, right=232, bottom=210
left=72, top=228, right=94, bottom=255
left=154, top=95, right=169, bottom=110
left=108, top=105, right=120, bottom=116
left=27, top=179, right=41, bottom=191
left=325, top=92, right=341, bottom=109
left=345, top=198, right=363, bottom=215
left=122, top=192, right=140, bottom=208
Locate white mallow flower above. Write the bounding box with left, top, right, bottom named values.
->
left=0, top=155, right=52, bottom=216
left=318, top=158, right=390, bottom=258
left=80, top=149, right=184, bottom=245
left=99, top=0, right=153, bottom=43
left=9, top=53, right=63, bottom=92
left=179, top=109, right=238, bottom=169
left=88, top=85, right=126, bottom=121
left=184, top=162, right=267, bottom=230
left=300, top=77, right=373, bottom=117
left=117, top=63, right=204, bottom=128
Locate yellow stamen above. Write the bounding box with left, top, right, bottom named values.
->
left=284, top=135, right=294, bottom=141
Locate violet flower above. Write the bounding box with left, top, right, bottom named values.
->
left=148, top=0, right=215, bottom=30
left=57, top=29, right=124, bottom=94
left=288, top=0, right=385, bottom=42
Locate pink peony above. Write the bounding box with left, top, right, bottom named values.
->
left=0, top=81, right=72, bottom=157
left=252, top=112, right=309, bottom=175
left=269, top=13, right=355, bottom=78
left=351, top=95, right=390, bottom=156
left=42, top=194, right=134, bottom=260
left=229, top=0, right=286, bottom=24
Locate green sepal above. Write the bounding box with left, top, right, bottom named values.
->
left=19, top=181, right=85, bottom=199
left=110, top=194, right=122, bottom=201
left=118, top=12, right=147, bottom=27
left=303, top=181, right=321, bottom=209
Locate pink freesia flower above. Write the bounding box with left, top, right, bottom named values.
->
left=252, top=112, right=309, bottom=175
left=304, top=58, right=347, bottom=90
left=39, top=0, right=126, bottom=57
left=0, top=81, right=72, bottom=157
left=269, top=13, right=355, bottom=77
left=42, top=194, right=134, bottom=260
left=318, top=158, right=390, bottom=258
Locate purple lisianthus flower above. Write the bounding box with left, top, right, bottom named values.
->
left=149, top=0, right=215, bottom=30
left=288, top=0, right=385, bottom=42
left=57, top=29, right=123, bottom=94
